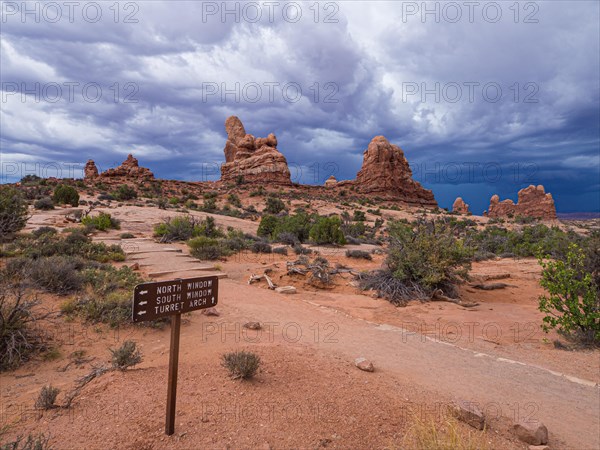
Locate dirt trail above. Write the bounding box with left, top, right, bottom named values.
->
left=119, top=234, right=599, bottom=449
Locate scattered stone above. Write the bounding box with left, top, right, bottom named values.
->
left=452, top=197, right=471, bottom=214
left=528, top=446, right=549, bottom=450
left=220, top=116, right=291, bottom=185
left=471, top=283, right=511, bottom=290
left=129, top=263, right=140, bottom=271
left=354, top=357, right=374, bottom=372
left=451, top=400, right=485, bottom=430
left=354, top=136, right=437, bottom=207
left=243, top=322, right=262, bottom=330
left=201, top=307, right=220, bottom=317
left=275, top=286, right=297, bottom=294
left=513, top=420, right=549, bottom=445
left=486, top=185, right=556, bottom=220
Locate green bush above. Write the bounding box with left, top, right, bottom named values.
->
left=188, top=236, right=224, bottom=260
left=53, top=184, right=79, bottom=206
left=264, top=196, right=286, bottom=214
left=361, top=219, right=472, bottom=304
left=538, top=244, right=599, bottom=344
left=82, top=212, right=120, bottom=231
left=113, top=184, right=137, bottom=201
left=0, top=186, right=29, bottom=237
left=252, top=241, right=272, bottom=254
left=257, top=215, right=279, bottom=238
left=227, top=193, right=242, bottom=208
left=154, top=215, right=223, bottom=242
left=309, top=216, right=346, bottom=245
left=34, top=197, right=55, bottom=210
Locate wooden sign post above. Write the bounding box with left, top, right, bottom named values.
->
left=132, top=275, right=219, bottom=435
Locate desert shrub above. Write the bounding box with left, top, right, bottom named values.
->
left=0, top=186, right=29, bottom=238
left=0, top=433, right=52, bottom=450
left=188, top=236, right=224, bottom=260
left=200, top=197, right=217, bottom=212
left=221, top=350, right=261, bottom=379
left=274, top=213, right=313, bottom=243
left=82, top=212, right=120, bottom=231
left=154, top=215, right=222, bottom=242
left=257, top=215, right=279, bottom=238
left=250, top=186, right=265, bottom=197
left=0, top=286, right=47, bottom=372
left=113, top=184, right=137, bottom=201
left=538, top=244, right=599, bottom=344
left=27, top=256, right=85, bottom=294
left=20, top=175, right=42, bottom=185
left=309, top=216, right=346, bottom=245
left=120, top=233, right=135, bottom=239
left=353, top=210, right=366, bottom=221
left=32, top=227, right=57, bottom=238
left=53, top=184, right=79, bottom=206
left=227, top=193, right=242, bottom=208
left=277, top=231, right=300, bottom=246
left=293, top=244, right=313, bottom=255
left=110, top=340, right=142, bottom=370
left=61, top=267, right=143, bottom=327
left=264, top=196, right=286, bottom=214
left=34, top=197, right=54, bottom=210
left=219, top=229, right=252, bottom=253
left=252, top=241, right=272, bottom=254
left=273, top=246, right=288, bottom=255
left=361, top=219, right=472, bottom=304
left=346, top=249, right=372, bottom=260
left=35, top=385, right=60, bottom=410
left=514, top=215, right=538, bottom=224
left=97, top=193, right=114, bottom=201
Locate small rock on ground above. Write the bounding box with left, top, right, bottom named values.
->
left=451, top=400, right=485, bottom=430
left=275, top=286, right=297, bottom=294
left=513, top=420, right=549, bottom=445
left=243, top=322, right=262, bottom=330
left=201, top=307, right=220, bottom=317
left=354, top=357, right=374, bottom=372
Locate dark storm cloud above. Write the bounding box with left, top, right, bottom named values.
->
left=1, top=1, right=598, bottom=213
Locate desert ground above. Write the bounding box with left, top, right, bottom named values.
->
left=1, top=187, right=599, bottom=450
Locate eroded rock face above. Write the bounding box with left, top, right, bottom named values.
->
left=84, top=160, right=99, bottom=179
left=101, top=154, right=154, bottom=179
left=220, top=116, right=291, bottom=185
left=486, top=185, right=556, bottom=219
left=354, top=136, right=437, bottom=207
left=452, top=197, right=471, bottom=214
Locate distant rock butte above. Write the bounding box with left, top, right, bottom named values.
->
left=220, top=116, right=291, bottom=185
left=324, top=175, right=338, bottom=187
left=99, top=154, right=154, bottom=179
left=84, top=160, right=99, bottom=179
left=452, top=197, right=471, bottom=214
left=354, top=136, right=437, bottom=207
left=486, top=185, right=556, bottom=219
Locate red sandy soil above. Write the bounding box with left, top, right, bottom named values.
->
left=1, top=200, right=598, bottom=449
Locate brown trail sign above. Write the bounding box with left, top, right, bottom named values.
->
left=132, top=275, right=219, bottom=435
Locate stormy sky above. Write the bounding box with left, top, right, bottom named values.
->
left=1, top=1, right=599, bottom=214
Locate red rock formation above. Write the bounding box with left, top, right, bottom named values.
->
left=354, top=136, right=437, bottom=207
left=324, top=175, right=338, bottom=187
left=101, top=154, right=154, bottom=179
left=452, top=197, right=471, bottom=214
left=220, top=116, right=291, bottom=185
left=486, top=185, right=556, bottom=219
left=84, top=160, right=98, bottom=179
